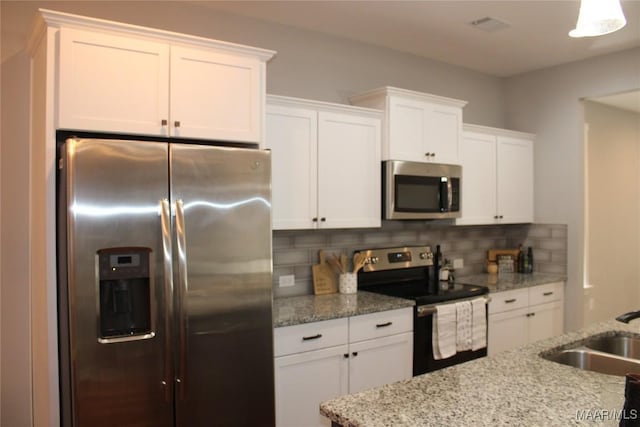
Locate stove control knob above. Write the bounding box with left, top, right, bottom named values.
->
left=370, top=256, right=379, bottom=264
left=420, top=252, right=427, bottom=260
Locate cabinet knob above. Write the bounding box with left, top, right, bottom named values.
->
left=499, top=215, right=504, bottom=219
left=431, top=153, right=436, bottom=157
left=320, top=217, right=326, bottom=222
left=352, top=352, right=358, bottom=357
left=161, top=119, right=168, bottom=126
left=174, top=121, right=181, bottom=128
left=494, top=215, right=499, bottom=219
left=312, top=217, right=318, bottom=222
left=425, top=152, right=431, bottom=157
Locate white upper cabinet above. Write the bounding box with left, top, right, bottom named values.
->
left=349, top=87, right=467, bottom=164
left=58, top=27, right=170, bottom=136
left=170, top=45, right=262, bottom=141
left=265, top=95, right=382, bottom=230
left=457, top=124, right=534, bottom=225
left=52, top=11, right=274, bottom=142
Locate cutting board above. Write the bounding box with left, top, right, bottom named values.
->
left=312, top=250, right=338, bottom=295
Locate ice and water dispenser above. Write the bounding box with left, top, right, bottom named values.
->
left=97, top=247, right=153, bottom=341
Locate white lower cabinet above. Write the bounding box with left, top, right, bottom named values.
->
left=274, top=308, right=412, bottom=427
left=488, top=282, right=564, bottom=356
left=274, top=344, right=348, bottom=427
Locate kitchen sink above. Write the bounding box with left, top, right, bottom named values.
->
left=584, top=335, right=640, bottom=360
left=544, top=347, right=640, bottom=376
left=541, top=332, right=640, bottom=376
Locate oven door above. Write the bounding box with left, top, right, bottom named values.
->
left=412, top=302, right=488, bottom=376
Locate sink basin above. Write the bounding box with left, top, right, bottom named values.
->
left=545, top=347, right=640, bottom=376
left=585, top=335, right=640, bottom=360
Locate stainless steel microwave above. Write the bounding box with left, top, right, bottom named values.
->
left=383, top=160, right=461, bottom=220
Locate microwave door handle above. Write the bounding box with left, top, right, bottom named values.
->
left=447, top=179, right=453, bottom=212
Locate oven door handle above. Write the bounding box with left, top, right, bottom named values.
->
left=417, top=296, right=491, bottom=317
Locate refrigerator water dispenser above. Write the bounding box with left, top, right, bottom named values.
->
left=97, top=247, right=153, bottom=341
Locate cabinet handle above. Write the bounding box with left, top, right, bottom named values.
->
left=161, top=119, right=168, bottom=126
left=343, top=353, right=349, bottom=358
left=320, top=217, right=326, bottom=222
left=376, top=322, right=393, bottom=328
left=499, top=215, right=504, bottom=219
left=425, top=152, right=431, bottom=157
left=526, top=312, right=536, bottom=318
left=505, top=299, right=517, bottom=303
left=352, top=352, right=358, bottom=357
left=312, top=217, right=318, bottom=222
left=302, top=334, right=322, bottom=341
left=174, top=120, right=181, bottom=128
left=494, top=215, right=499, bottom=219
left=543, top=292, right=554, bottom=296
left=431, top=153, right=436, bottom=157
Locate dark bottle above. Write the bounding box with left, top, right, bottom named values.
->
left=434, top=245, right=442, bottom=285
left=517, top=244, right=525, bottom=273
left=527, top=247, right=534, bottom=273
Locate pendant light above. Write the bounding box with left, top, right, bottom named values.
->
left=569, top=0, right=627, bottom=37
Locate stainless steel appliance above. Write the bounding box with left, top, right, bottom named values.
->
left=383, top=160, right=461, bottom=220
left=57, top=137, right=274, bottom=426
left=355, top=246, right=488, bottom=375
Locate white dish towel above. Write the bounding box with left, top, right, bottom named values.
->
left=471, top=297, right=488, bottom=351
left=432, top=303, right=457, bottom=360
left=456, top=301, right=473, bottom=352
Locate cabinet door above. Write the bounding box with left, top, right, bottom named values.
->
left=274, top=345, right=349, bottom=427
left=317, top=111, right=381, bottom=229
left=388, top=96, right=429, bottom=162
left=426, top=104, right=462, bottom=164
left=266, top=104, right=318, bottom=229
left=170, top=45, right=262, bottom=142
left=457, top=131, right=497, bottom=225
left=496, top=136, right=534, bottom=223
left=348, top=333, right=413, bottom=394
left=488, top=307, right=529, bottom=356
left=528, top=301, right=564, bottom=344
left=58, top=27, right=169, bottom=135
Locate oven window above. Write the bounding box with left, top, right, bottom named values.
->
left=395, top=175, right=442, bottom=212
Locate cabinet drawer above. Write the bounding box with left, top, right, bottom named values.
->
left=349, top=308, right=413, bottom=343
left=529, top=282, right=564, bottom=306
left=274, top=317, right=348, bottom=357
left=489, top=288, right=529, bottom=314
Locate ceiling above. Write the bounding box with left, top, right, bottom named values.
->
left=198, top=0, right=640, bottom=78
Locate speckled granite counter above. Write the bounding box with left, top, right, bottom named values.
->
left=457, top=272, right=567, bottom=292
left=273, top=291, right=415, bottom=328
left=321, top=318, right=640, bottom=426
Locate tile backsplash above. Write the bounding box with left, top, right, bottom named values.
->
left=272, top=222, right=567, bottom=298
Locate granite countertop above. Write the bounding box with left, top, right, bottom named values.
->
left=457, top=272, right=567, bottom=292
left=273, top=291, right=415, bottom=328
left=321, top=318, right=640, bottom=427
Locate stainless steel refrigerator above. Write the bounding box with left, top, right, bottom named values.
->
left=57, top=137, right=275, bottom=427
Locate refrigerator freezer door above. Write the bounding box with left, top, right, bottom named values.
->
left=62, top=138, right=174, bottom=426
left=170, top=144, right=274, bottom=427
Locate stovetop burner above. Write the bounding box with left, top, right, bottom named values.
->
left=355, top=246, right=488, bottom=306
left=364, top=280, right=488, bottom=305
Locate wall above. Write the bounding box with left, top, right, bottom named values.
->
left=504, top=48, right=640, bottom=332
left=0, top=37, right=33, bottom=427
left=583, top=102, right=640, bottom=325
left=273, top=223, right=567, bottom=298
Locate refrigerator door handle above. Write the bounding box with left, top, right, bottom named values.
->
left=160, top=198, right=174, bottom=402
left=175, top=198, right=188, bottom=398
